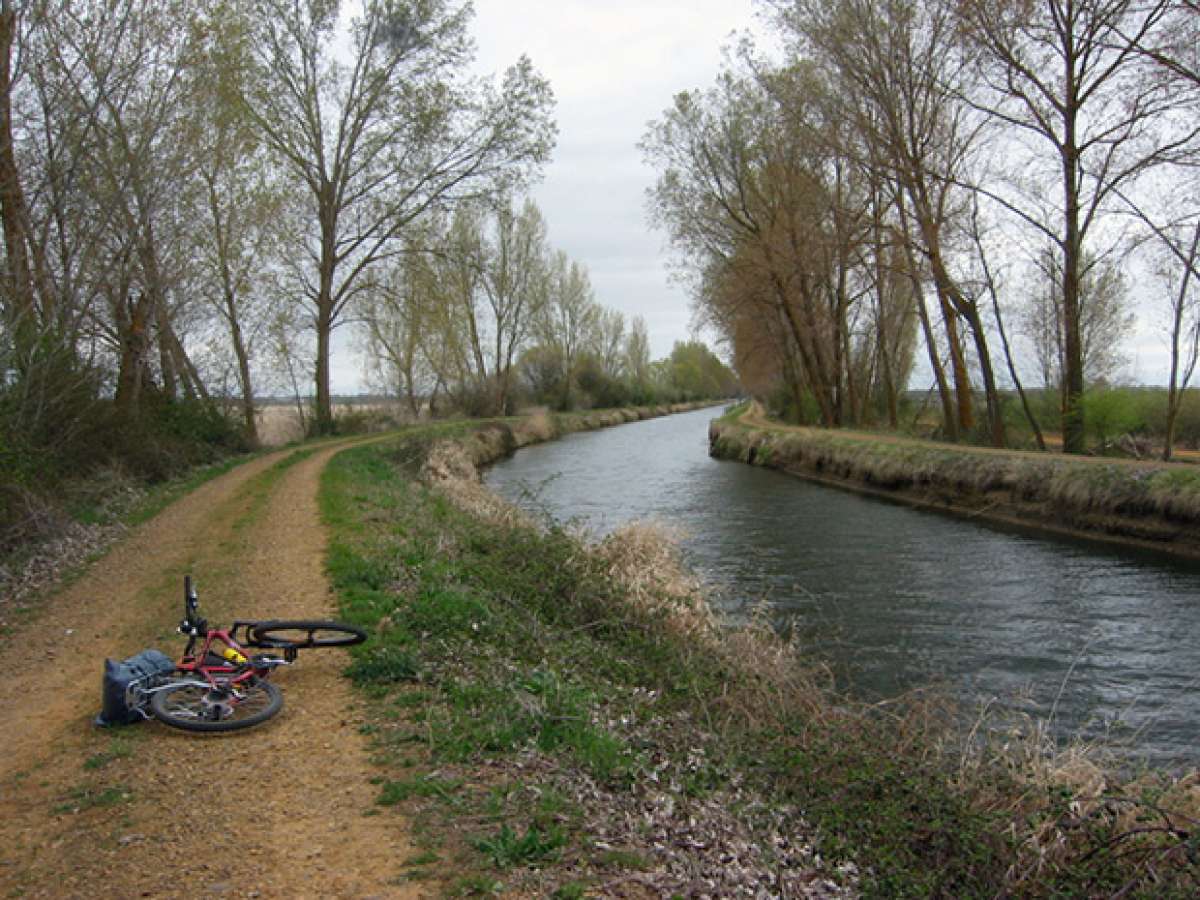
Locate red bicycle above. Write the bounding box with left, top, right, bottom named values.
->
left=147, top=576, right=367, bottom=733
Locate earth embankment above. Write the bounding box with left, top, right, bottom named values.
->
left=710, top=404, right=1200, bottom=559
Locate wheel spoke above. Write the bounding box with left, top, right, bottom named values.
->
left=151, top=679, right=282, bottom=732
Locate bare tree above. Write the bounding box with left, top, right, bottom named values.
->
left=958, top=0, right=1187, bottom=452
left=0, top=0, right=41, bottom=366
left=644, top=65, right=873, bottom=427
left=362, top=249, right=439, bottom=418
left=592, top=307, right=626, bottom=382
left=240, top=0, right=555, bottom=432
left=773, top=0, right=1006, bottom=444
left=1020, top=246, right=1135, bottom=396
left=625, top=315, right=653, bottom=399
left=536, top=250, right=596, bottom=410
left=478, top=198, right=551, bottom=413
left=191, top=11, right=299, bottom=443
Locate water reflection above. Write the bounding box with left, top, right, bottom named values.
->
left=485, top=407, right=1200, bottom=765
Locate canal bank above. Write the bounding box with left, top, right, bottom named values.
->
left=710, top=403, right=1200, bottom=560
left=326, top=410, right=1200, bottom=897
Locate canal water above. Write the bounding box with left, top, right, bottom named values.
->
left=485, top=406, right=1200, bottom=766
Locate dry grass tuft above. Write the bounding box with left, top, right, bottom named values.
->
left=421, top=439, right=529, bottom=528
left=592, top=521, right=720, bottom=642
left=512, top=407, right=556, bottom=447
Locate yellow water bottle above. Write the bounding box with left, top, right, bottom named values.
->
left=222, top=647, right=248, bottom=665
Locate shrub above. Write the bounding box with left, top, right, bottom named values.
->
left=1083, top=387, right=1146, bottom=450
left=329, top=405, right=402, bottom=436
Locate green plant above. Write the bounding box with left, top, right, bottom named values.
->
left=377, top=775, right=463, bottom=806
left=347, top=646, right=419, bottom=684
left=82, top=736, right=135, bottom=771
left=550, top=882, right=588, bottom=899
left=472, top=823, right=567, bottom=869
left=1083, top=387, right=1146, bottom=450
left=53, top=783, right=133, bottom=814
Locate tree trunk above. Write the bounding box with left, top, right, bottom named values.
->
left=1161, top=222, right=1200, bottom=460
left=939, top=296, right=973, bottom=436
left=1061, top=72, right=1086, bottom=453
left=912, top=276, right=957, bottom=441
left=315, top=303, right=333, bottom=434
left=991, top=270, right=1045, bottom=451
left=156, top=301, right=178, bottom=401
left=0, top=2, right=37, bottom=364
left=114, top=292, right=154, bottom=419
left=229, top=313, right=259, bottom=445
left=962, top=304, right=1006, bottom=447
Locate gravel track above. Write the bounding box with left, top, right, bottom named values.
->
left=0, top=441, right=423, bottom=898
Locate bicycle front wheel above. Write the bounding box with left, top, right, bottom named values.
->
left=150, top=678, right=282, bottom=733
left=249, top=620, right=367, bottom=649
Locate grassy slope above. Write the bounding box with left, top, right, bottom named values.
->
left=321, top=420, right=1200, bottom=897
left=711, top=403, right=1200, bottom=554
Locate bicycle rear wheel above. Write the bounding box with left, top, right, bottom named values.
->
left=249, top=620, right=367, bottom=649
left=150, top=678, right=282, bottom=733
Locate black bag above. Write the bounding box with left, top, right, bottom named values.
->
left=96, top=649, right=176, bottom=726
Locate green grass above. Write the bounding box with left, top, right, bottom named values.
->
left=320, top=432, right=729, bottom=891
left=377, top=774, right=464, bottom=806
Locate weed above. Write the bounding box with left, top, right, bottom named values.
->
left=346, top=646, right=419, bottom=684
left=550, top=882, right=588, bottom=899
left=403, top=850, right=441, bottom=867
left=472, top=823, right=566, bottom=869
left=53, top=784, right=132, bottom=814
left=82, top=736, right=135, bottom=771
left=376, top=775, right=463, bottom=806
left=451, top=874, right=504, bottom=896
left=595, top=848, right=651, bottom=870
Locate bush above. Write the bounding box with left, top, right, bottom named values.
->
left=325, top=405, right=402, bottom=437
left=1083, top=387, right=1146, bottom=450
left=574, top=358, right=631, bottom=410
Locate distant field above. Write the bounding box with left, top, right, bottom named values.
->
left=255, top=400, right=411, bottom=446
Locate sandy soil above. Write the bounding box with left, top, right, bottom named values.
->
left=0, top=440, right=424, bottom=899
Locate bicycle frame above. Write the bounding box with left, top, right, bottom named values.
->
left=175, top=576, right=281, bottom=689
left=175, top=625, right=262, bottom=690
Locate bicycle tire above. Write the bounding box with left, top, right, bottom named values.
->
left=249, top=620, right=367, bottom=649
left=150, top=678, right=282, bottom=733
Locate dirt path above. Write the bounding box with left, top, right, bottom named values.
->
left=0, top=441, right=424, bottom=899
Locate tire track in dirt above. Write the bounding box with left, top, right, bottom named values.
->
left=0, top=440, right=424, bottom=898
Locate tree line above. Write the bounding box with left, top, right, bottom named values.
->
left=360, top=199, right=737, bottom=420
left=644, top=0, right=1200, bottom=458
left=0, top=0, right=733, bottom=523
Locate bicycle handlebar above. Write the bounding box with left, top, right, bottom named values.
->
left=180, top=575, right=206, bottom=637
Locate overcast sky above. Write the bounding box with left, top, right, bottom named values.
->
left=331, top=1, right=762, bottom=393
left=323, top=0, right=1186, bottom=394
left=469, top=0, right=761, bottom=348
